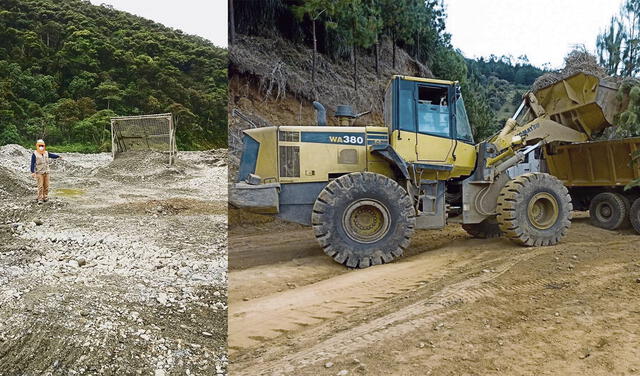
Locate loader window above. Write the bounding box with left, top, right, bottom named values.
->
left=417, top=85, right=450, bottom=138
left=455, top=96, right=474, bottom=143
left=398, top=84, right=416, bottom=132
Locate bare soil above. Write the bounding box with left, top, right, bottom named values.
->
left=0, top=145, right=228, bottom=375
left=228, top=213, right=640, bottom=375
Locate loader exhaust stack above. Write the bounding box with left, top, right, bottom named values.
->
left=313, top=101, right=327, bottom=126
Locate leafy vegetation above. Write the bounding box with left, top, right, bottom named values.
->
left=597, top=0, right=640, bottom=137
left=0, top=0, right=227, bottom=151
left=597, top=0, right=640, bottom=77
left=464, top=55, right=545, bottom=139
left=615, top=81, right=640, bottom=137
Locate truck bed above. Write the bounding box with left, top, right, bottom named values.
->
left=545, top=137, right=640, bottom=187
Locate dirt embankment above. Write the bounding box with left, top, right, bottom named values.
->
left=228, top=34, right=432, bottom=170
left=0, top=144, right=228, bottom=375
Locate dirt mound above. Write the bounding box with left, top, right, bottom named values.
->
left=177, top=149, right=227, bottom=164
left=533, top=50, right=608, bottom=91
left=110, top=151, right=173, bottom=169
left=0, top=144, right=32, bottom=173
left=94, top=151, right=186, bottom=181
left=0, top=165, right=33, bottom=198
left=0, top=143, right=30, bottom=158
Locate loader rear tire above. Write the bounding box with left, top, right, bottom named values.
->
left=630, top=198, right=640, bottom=235
left=311, top=172, right=416, bottom=268
left=589, top=192, right=630, bottom=230
left=496, top=173, right=572, bottom=247
left=462, top=217, right=502, bottom=239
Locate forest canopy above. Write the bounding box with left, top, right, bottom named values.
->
left=0, top=0, right=228, bottom=151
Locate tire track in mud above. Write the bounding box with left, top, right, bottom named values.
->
left=229, top=229, right=318, bottom=269
left=228, top=246, right=497, bottom=351
left=234, top=250, right=557, bottom=376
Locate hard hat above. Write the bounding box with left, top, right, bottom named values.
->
left=36, top=139, right=46, bottom=146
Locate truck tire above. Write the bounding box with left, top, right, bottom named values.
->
left=311, top=172, right=416, bottom=268
left=496, top=172, right=572, bottom=246
left=462, top=217, right=502, bottom=239
left=629, top=198, right=640, bottom=234
left=589, top=192, right=630, bottom=230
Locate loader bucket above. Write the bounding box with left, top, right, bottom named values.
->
left=533, top=72, right=622, bottom=139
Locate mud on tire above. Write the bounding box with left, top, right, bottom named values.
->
left=462, top=216, right=502, bottom=239
left=311, top=172, right=416, bottom=268
left=496, top=172, right=572, bottom=246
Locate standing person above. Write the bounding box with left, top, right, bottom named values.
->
left=30, top=139, right=62, bottom=204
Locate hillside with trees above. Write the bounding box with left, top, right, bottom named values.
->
left=229, top=0, right=546, bottom=141
left=0, top=0, right=227, bottom=151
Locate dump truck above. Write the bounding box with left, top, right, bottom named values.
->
left=231, top=72, right=625, bottom=268
left=544, top=137, right=640, bottom=233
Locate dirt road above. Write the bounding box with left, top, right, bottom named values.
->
left=229, top=215, right=640, bottom=375
left=0, top=145, right=228, bottom=375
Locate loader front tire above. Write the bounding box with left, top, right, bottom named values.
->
left=462, top=217, right=502, bottom=239
left=589, top=192, right=630, bottom=230
left=630, top=198, right=640, bottom=235
left=496, top=173, right=572, bottom=246
left=311, top=172, right=416, bottom=268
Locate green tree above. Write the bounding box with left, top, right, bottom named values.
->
left=616, top=83, right=640, bottom=137
left=621, top=0, right=640, bottom=76
left=597, top=0, right=640, bottom=77
left=53, top=98, right=80, bottom=142
left=380, top=0, right=411, bottom=69
left=597, top=17, right=625, bottom=75
left=95, top=81, right=123, bottom=110
left=68, top=71, right=98, bottom=99
left=0, top=123, right=21, bottom=144
left=292, top=0, right=331, bottom=96
left=330, top=0, right=380, bottom=92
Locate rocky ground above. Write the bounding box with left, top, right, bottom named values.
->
left=0, top=144, right=228, bottom=375
left=228, top=213, right=640, bottom=376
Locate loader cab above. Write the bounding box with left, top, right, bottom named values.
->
left=383, top=76, right=476, bottom=177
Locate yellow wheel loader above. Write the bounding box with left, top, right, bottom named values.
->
left=231, top=72, right=622, bottom=268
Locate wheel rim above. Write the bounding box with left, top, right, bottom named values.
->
left=527, top=192, right=559, bottom=230
left=595, top=202, right=613, bottom=222
left=342, top=199, right=391, bottom=244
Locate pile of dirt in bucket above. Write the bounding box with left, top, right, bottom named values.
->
left=532, top=50, right=609, bottom=91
